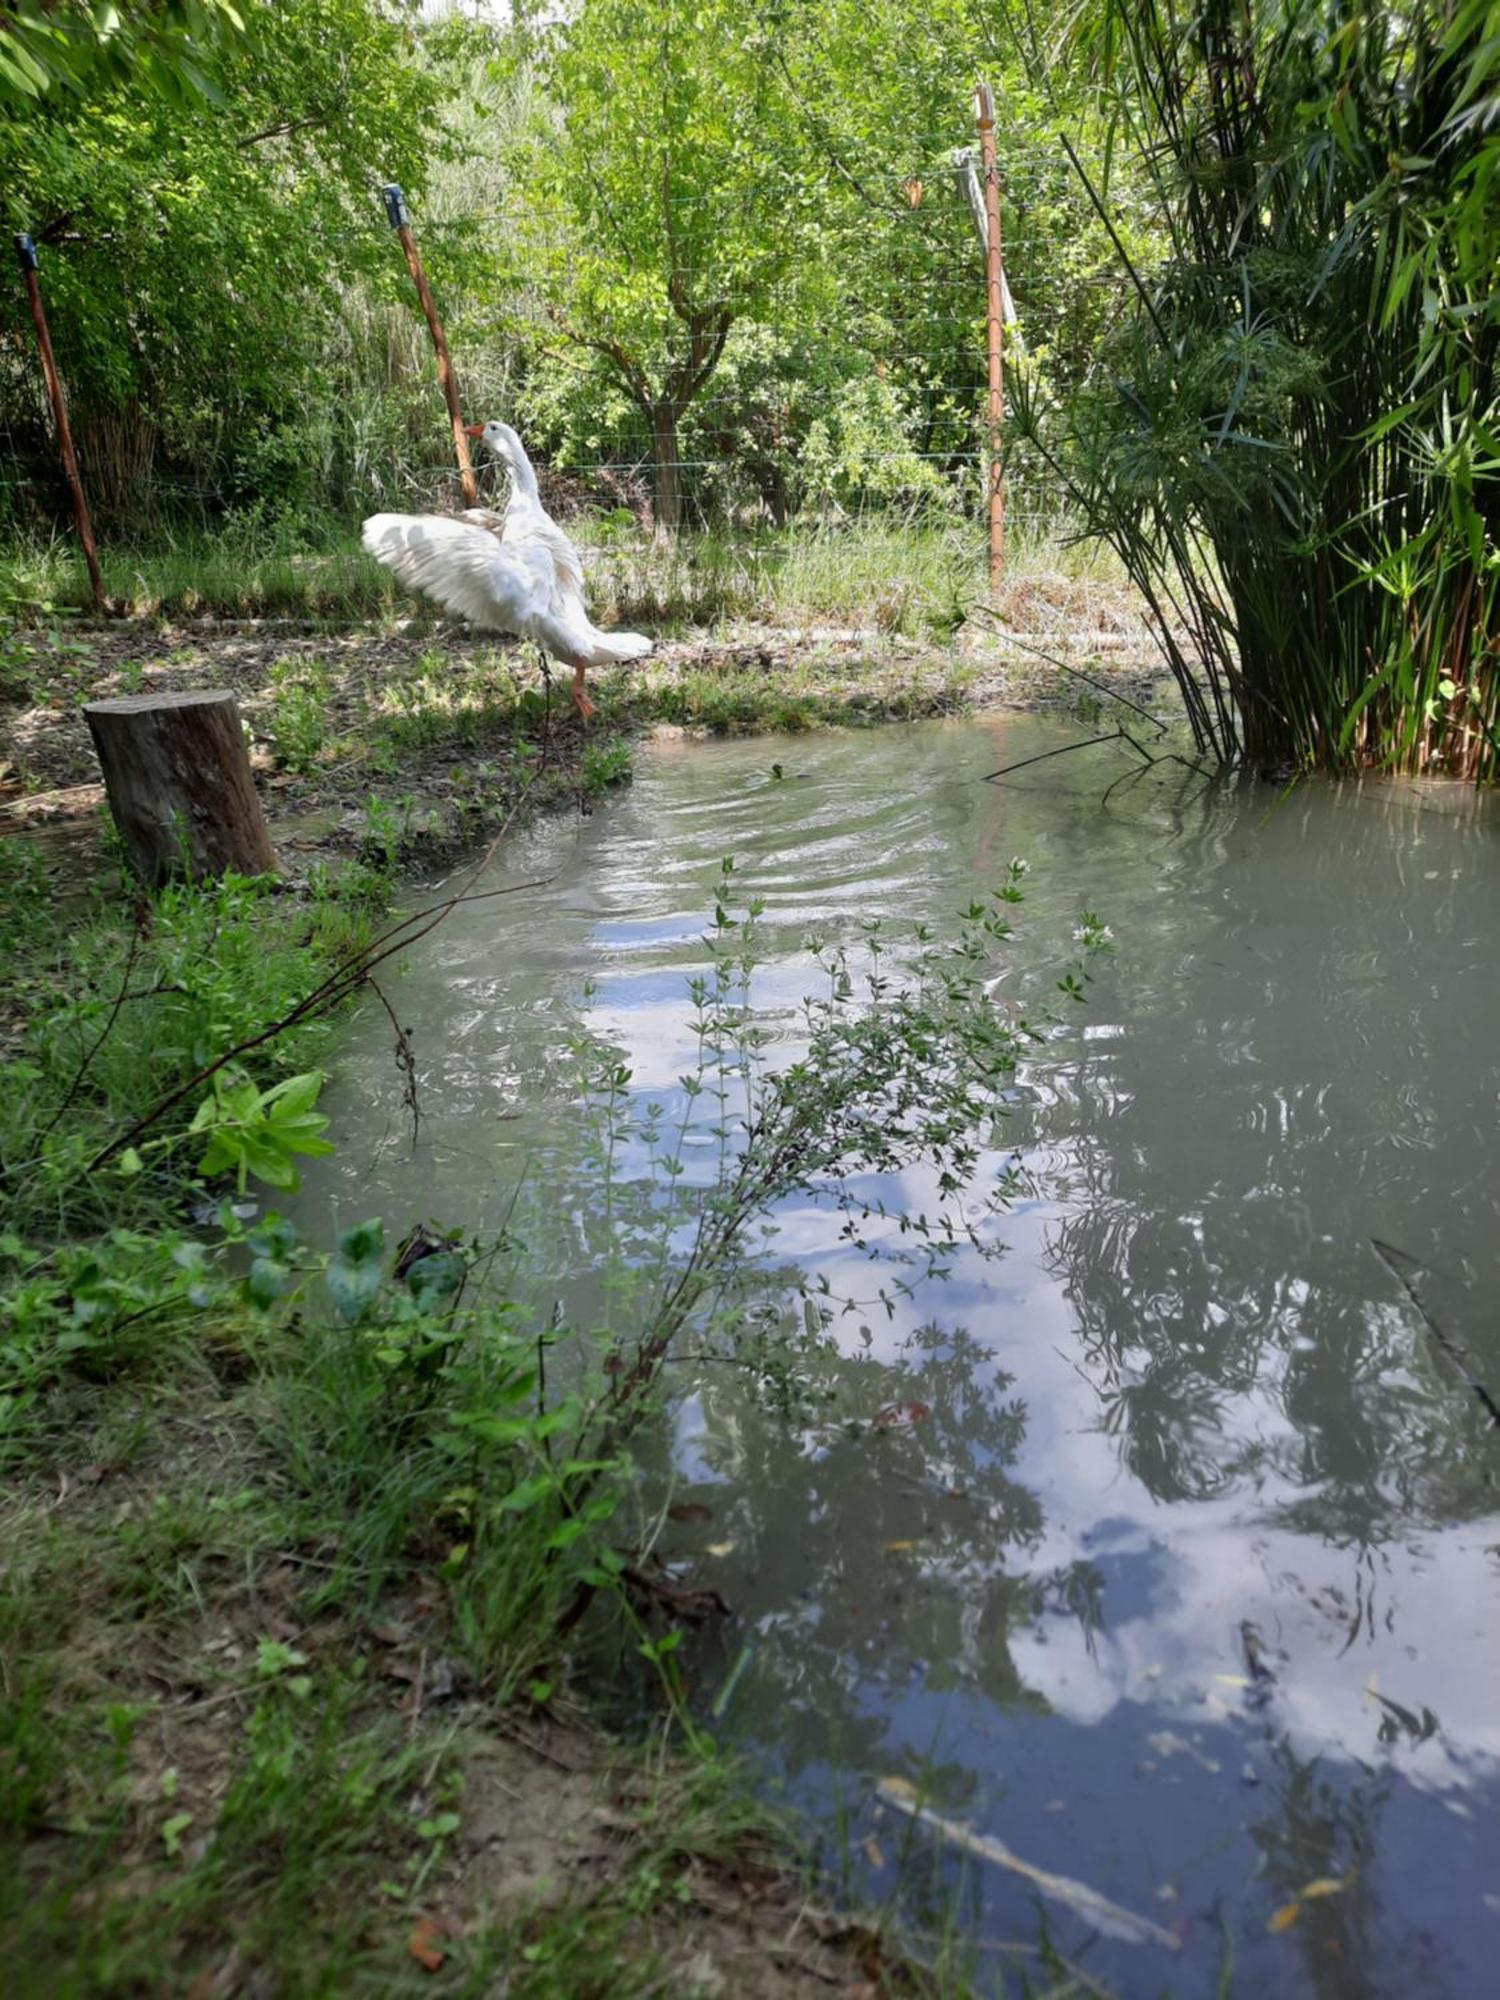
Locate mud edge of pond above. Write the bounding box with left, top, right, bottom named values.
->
left=2, top=617, right=1171, bottom=883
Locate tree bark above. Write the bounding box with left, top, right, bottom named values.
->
left=648, top=402, right=683, bottom=538
left=84, top=690, right=279, bottom=887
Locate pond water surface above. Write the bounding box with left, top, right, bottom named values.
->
left=302, top=716, right=1500, bottom=1998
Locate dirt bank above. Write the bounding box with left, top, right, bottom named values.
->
left=2, top=582, right=1169, bottom=876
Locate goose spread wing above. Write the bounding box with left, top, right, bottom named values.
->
left=362, top=513, right=552, bottom=635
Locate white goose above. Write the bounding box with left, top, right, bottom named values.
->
left=361, top=420, right=651, bottom=719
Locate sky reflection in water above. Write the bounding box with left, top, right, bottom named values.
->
left=301, top=716, right=1500, bottom=1998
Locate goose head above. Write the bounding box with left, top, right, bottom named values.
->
left=465, top=419, right=524, bottom=466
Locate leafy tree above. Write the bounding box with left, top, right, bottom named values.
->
left=0, top=0, right=245, bottom=109
left=0, top=0, right=439, bottom=519
left=490, top=0, right=834, bottom=532
left=468, top=0, right=1137, bottom=530
left=771, top=0, right=1153, bottom=500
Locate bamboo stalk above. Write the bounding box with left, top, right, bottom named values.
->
left=1049, top=0, right=1496, bottom=780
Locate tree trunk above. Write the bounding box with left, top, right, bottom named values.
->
left=84, top=690, right=278, bottom=887
left=648, top=402, right=682, bottom=538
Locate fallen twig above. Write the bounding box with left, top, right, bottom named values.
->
left=368, top=973, right=421, bottom=1143
left=875, top=1781, right=1180, bottom=1951
left=983, top=730, right=1130, bottom=784
left=1372, top=1240, right=1500, bottom=1426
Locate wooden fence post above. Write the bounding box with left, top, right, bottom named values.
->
left=974, top=86, right=1006, bottom=590
left=381, top=184, right=479, bottom=508
left=16, top=233, right=107, bottom=615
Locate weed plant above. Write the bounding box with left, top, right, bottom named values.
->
left=266, top=657, right=335, bottom=772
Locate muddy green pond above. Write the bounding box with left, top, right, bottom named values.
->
left=301, top=715, right=1500, bottom=1998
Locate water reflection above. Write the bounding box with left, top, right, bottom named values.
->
left=299, top=718, right=1500, bottom=1997
left=1030, top=777, right=1500, bottom=1545
left=680, top=1322, right=1046, bottom=1748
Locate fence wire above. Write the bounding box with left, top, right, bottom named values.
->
left=0, top=153, right=1071, bottom=545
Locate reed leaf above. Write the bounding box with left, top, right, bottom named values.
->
left=1036, top=0, right=1499, bottom=778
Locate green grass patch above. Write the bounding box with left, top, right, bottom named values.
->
left=0, top=516, right=396, bottom=623
left=1, top=509, right=1117, bottom=639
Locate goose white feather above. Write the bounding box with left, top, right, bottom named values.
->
left=361, top=420, right=651, bottom=719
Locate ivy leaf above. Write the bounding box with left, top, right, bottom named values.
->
left=326, top=1218, right=386, bottom=1324
left=246, top=1257, right=291, bottom=1310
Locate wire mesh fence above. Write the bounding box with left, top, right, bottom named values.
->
left=0, top=144, right=1079, bottom=561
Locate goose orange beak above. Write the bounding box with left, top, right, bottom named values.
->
left=464, top=423, right=483, bottom=438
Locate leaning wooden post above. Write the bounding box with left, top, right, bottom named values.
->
left=381, top=184, right=479, bottom=507
left=974, top=86, right=1006, bottom=590
left=15, top=232, right=107, bottom=616
left=85, top=691, right=279, bottom=887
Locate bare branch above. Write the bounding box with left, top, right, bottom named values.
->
left=236, top=114, right=328, bottom=150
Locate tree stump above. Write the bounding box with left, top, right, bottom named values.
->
left=84, top=690, right=279, bottom=886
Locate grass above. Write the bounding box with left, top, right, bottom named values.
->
left=584, top=514, right=988, bottom=636
left=0, top=514, right=395, bottom=624
left=2, top=1454, right=840, bottom=1996
left=0, top=855, right=377, bottom=1238
left=620, top=652, right=975, bottom=733
left=0, top=507, right=1121, bottom=641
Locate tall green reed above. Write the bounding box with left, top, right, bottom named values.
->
left=1026, top=0, right=1498, bottom=778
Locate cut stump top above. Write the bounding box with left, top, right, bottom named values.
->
left=84, top=689, right=238, bottom=717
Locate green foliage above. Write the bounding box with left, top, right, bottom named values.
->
left=1035, top=0, right=1499, bottom=778
left=464, top=0, right=1123, bottom=533
left=265, top=657, right=334, bottom=772
left=581, top=733, right=632, bottom=795
left=0, top=0, right=1137, bottom=556
left=0, top=1226, right=225, bottom=1447
left=0, top=1, right=246, bottom=110
left=0, top=1, right=438, bottom=524
left=324, top=1218, right=388, bottom=1325
left=0, top=860, right=387, bottom=1452
left=189, top=1069, right=335, bottom=1195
